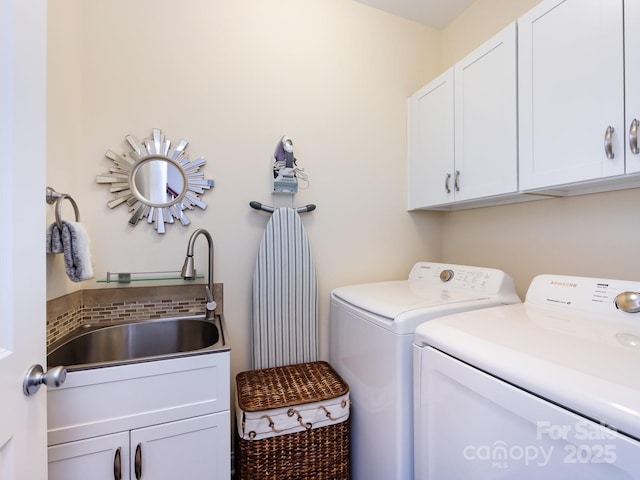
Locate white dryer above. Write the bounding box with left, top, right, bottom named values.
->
left=414, top=274, right=640, bottom=479
left=329, top=262, right=520, bottom=480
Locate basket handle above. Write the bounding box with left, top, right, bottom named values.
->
left=260, top=414, right=284, bottom=434
left=287, top=408, right=313, bottom=430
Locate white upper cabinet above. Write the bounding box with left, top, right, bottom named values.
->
left=408, top=69, right=454, bottom=209
left=408, top=23, right=518, bottom=210
left=454, top=22, right=518, bottom=202
left=518, top=0, right=630, bottom=192
left=409, top=0, right=640, bottom=210
left=625, top=0, right=640, bottom=173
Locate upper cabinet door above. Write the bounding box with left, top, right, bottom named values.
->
left=407, top=69, right=454, bottom=209
left=625, top=0, right=640, bottom=173
left=518, top=0, right=625, bottom=191
left=454, top=22, right=517, bottom=202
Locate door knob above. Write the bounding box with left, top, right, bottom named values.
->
left=23, top=364, right=67, bottom=396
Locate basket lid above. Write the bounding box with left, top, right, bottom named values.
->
left=236, top=361, right=349, bottom=412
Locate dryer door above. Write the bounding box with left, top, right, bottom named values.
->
left=413, top=345, right=640, bottom=479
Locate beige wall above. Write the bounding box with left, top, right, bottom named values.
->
left=441, top=0, right=542, bottom=67
left=441, top=190, right=640, bottom=300
left=438, top=0, right=640, bottom=299
left=47, top=0, right=640, bottom=380
left=45, top=0, right=443, bottom=377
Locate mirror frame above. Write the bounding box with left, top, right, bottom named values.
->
left=96, top=128, right=213, bottom=234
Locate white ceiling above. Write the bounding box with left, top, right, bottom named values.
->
left=352, top=0, right=475, bottom=29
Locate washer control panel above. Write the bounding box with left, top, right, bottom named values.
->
left=408, top=262, right=518, bottom=298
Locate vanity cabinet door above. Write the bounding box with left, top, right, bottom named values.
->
left=48, top=431, right=130, bottom=480
left=518, top=0, right=625, bottom=191
left=408, top=68, right=455, bottom=209
left=129, top=412, right=230, bottom=480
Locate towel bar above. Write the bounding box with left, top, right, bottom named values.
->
left=46, top=187, right=80, bottom=230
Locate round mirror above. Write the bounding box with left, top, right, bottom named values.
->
left=96, top=128, right=214, bottom=234
left=130, top=156, right=187, bottom=207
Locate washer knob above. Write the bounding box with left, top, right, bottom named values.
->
left=440, top=269, right=454, bottom=282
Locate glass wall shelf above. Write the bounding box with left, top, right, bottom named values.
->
left=97, top=271, right=205, bottom=284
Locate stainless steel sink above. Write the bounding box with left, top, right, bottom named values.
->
left=47, top=315, right=229, bottom=371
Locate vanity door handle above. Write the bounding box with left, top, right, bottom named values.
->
left=629, top=119, right=639, bottom=154
left=604, top=125, right=615, bottom=159
left=134, top=443, right=142, bottom=479
left=113, top=447, right=122, bottom=480
left=454, top=170, right=460, bottom=192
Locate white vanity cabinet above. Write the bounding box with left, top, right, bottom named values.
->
left=518, top=0, right=640, bottom=193
left=47, top=352, right=230, bottom=480
left=129, top=413, right=228, bottom=480
left=49, top=432, right=130, bottom=480
left=408, top=23, right=518, bottom=210
left=48, top=413, right=229, bottom=480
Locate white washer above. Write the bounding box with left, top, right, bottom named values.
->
left=329, top=262, right=520, bottom=480
left=414, top=274, right=640, bottom=479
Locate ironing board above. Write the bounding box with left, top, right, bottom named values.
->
left=252, top=207, right=318, bottom=369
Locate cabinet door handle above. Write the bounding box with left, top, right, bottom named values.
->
left=113, top=447, right=122, bottom=480
left=629, top=119, right=639, bottom=154
left=134, top=443, right=142, bottom=479
left=604, top=125, right=615, bottom=159
left=445, top=173, right=451, bottom=193
left=454, top=170, right=460, bottom=192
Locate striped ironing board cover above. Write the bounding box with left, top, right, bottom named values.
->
left=252, top=207, right=318, bottom=369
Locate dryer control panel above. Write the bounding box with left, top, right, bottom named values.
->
left=527, top=274, right=640, bottom=317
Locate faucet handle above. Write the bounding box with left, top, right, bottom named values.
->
left=205, top=286, right=217, bottom=312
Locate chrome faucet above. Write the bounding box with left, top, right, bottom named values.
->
left=180, top=228, right=217, bottom=320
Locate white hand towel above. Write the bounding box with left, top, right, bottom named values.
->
left=48, top=221, right=95, bottom=282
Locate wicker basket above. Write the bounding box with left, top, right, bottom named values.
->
left=235, top=361, right=350, bottom=480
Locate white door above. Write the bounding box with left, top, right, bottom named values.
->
left=407, top=69, right=455, bottom=209
left=454, top=23, right=517, bottom=202
left=518, top=0, right=625, bottom=191
left=625, top=0, right=640, bottom=173
left=0, top=0, right=48, bottom=479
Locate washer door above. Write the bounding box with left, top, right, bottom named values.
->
left=413, top=346, right=640, bottom=479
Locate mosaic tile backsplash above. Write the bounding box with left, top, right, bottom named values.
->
left=46, top=284, right=223, bottom=347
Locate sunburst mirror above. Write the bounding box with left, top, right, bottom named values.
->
left=96, top=128, right=214, bottom=234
